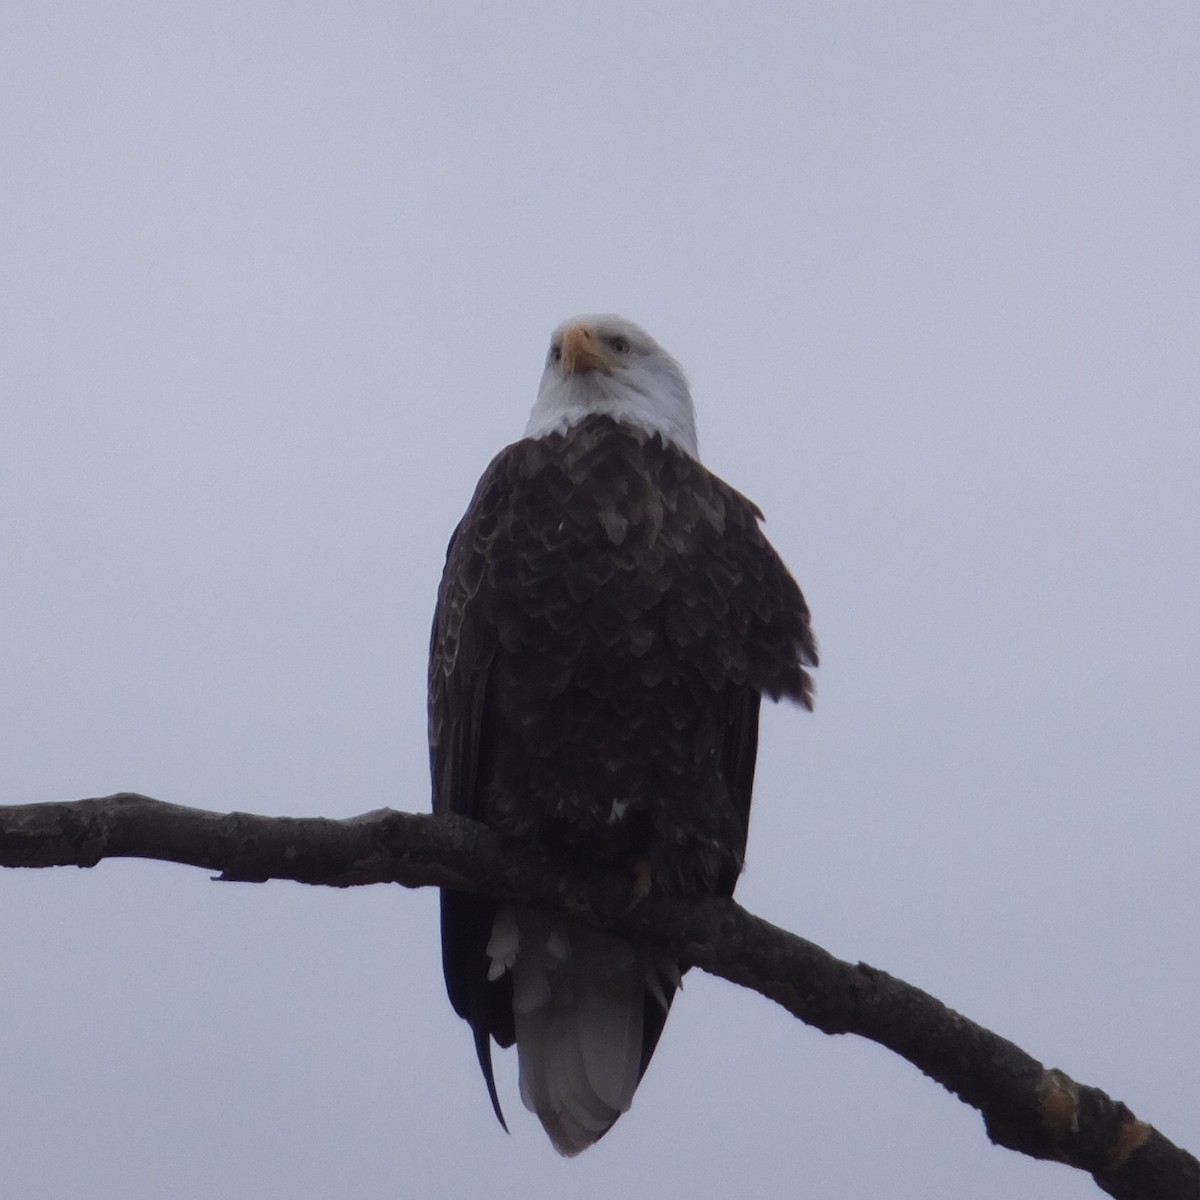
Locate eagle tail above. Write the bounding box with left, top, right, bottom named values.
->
left=489, top=907, right=677, bottom=1156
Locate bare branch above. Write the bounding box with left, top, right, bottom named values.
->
left=1, top=793, right=1194, bottom=1200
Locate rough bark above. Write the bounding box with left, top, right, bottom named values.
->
left=1, top=793, right=1194, bottom=1200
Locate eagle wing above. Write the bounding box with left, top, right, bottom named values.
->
left=428, top=453, right=516, bottom=1128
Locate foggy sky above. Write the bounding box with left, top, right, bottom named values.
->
left=2, top=4, right=1197, bottom=1198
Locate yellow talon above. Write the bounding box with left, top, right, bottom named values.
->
left=631, top=859, right=653, bottom=900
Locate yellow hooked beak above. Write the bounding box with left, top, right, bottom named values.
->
left=559, top=324, right=616, bottom=375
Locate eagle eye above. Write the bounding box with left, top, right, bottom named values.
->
left=548, top=343, right=562, bottom=364
left=606, top=335, right=630, bottom=354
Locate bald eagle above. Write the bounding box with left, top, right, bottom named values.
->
left=429, top=315, right=816, bottom=1155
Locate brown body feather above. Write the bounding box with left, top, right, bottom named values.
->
left=429, top=414, right=816, bottom=1142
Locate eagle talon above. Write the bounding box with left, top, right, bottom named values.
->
left=630, top=859, right=653, bottom=903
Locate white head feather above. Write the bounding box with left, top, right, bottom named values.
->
left=525, top=314, right=700, bottom=458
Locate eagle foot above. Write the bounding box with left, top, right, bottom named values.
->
left=630, top=858, right=653, bottom=904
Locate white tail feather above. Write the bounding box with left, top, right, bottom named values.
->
left=489, top=906, right=671, bottom=1156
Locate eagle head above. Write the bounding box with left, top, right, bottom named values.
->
left=525, top=314, right=699, bottom=458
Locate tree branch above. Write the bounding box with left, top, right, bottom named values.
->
left=1, top=794, right=1194, bottom=1199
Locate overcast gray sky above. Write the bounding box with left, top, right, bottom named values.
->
left=2, top=3, right=1197, bottom=1197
